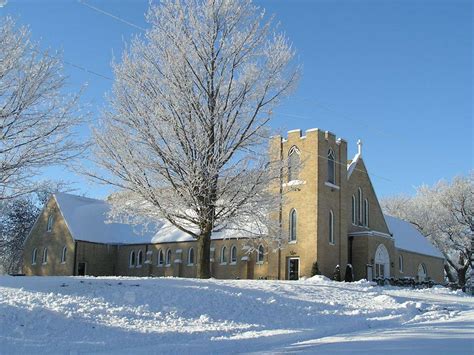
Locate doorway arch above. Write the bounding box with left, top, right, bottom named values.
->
left=374, top=244, right=390, bottom=278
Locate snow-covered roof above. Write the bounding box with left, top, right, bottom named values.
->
left=54, top=193, right=156, bottom=245
left=347, top=152, right=360, bottom=179
left=53, top=193, right=260, bottom=245
left=384, top=214, right=444, bottom=258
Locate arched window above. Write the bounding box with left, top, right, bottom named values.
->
left=327, top=149, right=336, bottom=184
left=289, top=209, right=297, bottom=242
left=363, top=199, right=369, bottom=227
left=329, top=210, right=335, bottom=244
left=157, top=249, right=164, bottom=266
left=47, top=215, right=54, bottom=232
left=230, top=245, right=237, bottom=264
left=288, top=146, right=300, bottom=182
left=351, top=195, right=356, bottom=225
left=32, top=248, right=37, bottom=265
left=137, top=250, right=143, bottom=267
left=61, top=246, right=67, bottom=263
left=221, top=246, right=227, bottom=264
left=357, top=188, right=363, bottom=225
left=129, top=251, right=136, bottom=268
left=257, top=245, right=264, bottom=264
left=188, top=248, right=195, bottom=265
left=42, top=248, right=48, bottom=264
left=166, top=249, right=172, bottom=266
left=417, top=263, right=427, bottom=281
left=398, top=255, right=404, bottom=273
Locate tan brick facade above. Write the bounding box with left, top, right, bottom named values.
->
left=23, top=128, right=445, bottom=283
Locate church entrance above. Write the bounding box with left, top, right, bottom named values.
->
left=77, top=262, right=87, bottom=276
left=374, top=244, right=390, bottom=278
left=288, top=258, right=299, bottom=280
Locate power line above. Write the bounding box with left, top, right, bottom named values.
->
left=78, top=0, right=146, bottom=31
left=63, top=59, right=113, bottom=81
left=75, top=0, right=396, bottom=184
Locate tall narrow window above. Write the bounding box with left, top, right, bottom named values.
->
left=166, top=249, right=172, bottom=266
left=363, top=199, right=369, bottom=227
left=42, top=248, right=48, bottom=264
left=329, top=210, right=335, bottom=244
left=357, top=188, right=362, bottom=225
left=230, top=245, right=237, bottom=263
left=157, top=249, right=164, bottom=266
left=32, top=248, right=37, bottom=265
left=129, top=251, right=136, bottom=268
left=221, top=246, right=227, bottom=264
left=327, top=149, right=336, bottom=184
left=61, top=246, right=67, bottom=263
left=137, top=250, right=143, bottom=267
left=288, top=146, right=300, bottom=182
left=289, top=209, right=297, bottom=242
left=188, top=248, right=195, bottom=265
left=257, top=245, right=264, bottom=264
left=399, top=255, right=404, bottom=273
left=47, top=215, right=54, bottom=232
left=351, top=195, right=356, bottom=225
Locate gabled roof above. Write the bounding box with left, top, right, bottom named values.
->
left=384, top=214, right=444, bottom=258
left=54, top=193, right=156, bottom=245
left=53, top=193, right=258, bottom=245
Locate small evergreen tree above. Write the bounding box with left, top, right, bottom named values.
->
left=333, top=265, right=341, bottom=281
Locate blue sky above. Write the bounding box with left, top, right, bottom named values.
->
left=1, top=0, right=472, bottom=199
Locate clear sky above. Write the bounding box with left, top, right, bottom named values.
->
left=1, top=0, right=472, bottom=199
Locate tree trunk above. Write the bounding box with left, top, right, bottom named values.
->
left=444, top=264, right=456, bottom=283
left=457, top=265, right=469, bottom=288
left=196, top=230, right=212, bottom=279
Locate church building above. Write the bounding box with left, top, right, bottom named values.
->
left=23, top=128, right=445, bottom=283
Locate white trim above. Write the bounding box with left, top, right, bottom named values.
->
left=349, top=230, right=393, bottom=239
left=324, top=181, right=340, bottom=190
left=398, top=254, right=404, bottom=273
left=174, top=259, right=182, bottom=264
left=241, top=256, right=249, bottom=261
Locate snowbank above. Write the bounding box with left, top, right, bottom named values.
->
left=0, top=276, right=472, bottom=354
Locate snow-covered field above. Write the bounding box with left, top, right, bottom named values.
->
left=0, top=276, right=472, bottom=354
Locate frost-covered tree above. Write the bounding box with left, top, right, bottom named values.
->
left=92, top=0, right=298, bottom=278
left=0, top=17, right=85, bottom=200
left=382, top=173, right=473, bottom=288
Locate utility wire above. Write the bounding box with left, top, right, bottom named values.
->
left=78, top=0, right=146, bottom=31
left=76, top=0, right=396, bottom=184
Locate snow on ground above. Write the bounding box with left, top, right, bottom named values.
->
left=0, top=276, right=472, bottom=354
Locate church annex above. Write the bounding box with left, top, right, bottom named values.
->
left=23, top=128, right=445, bottom=282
